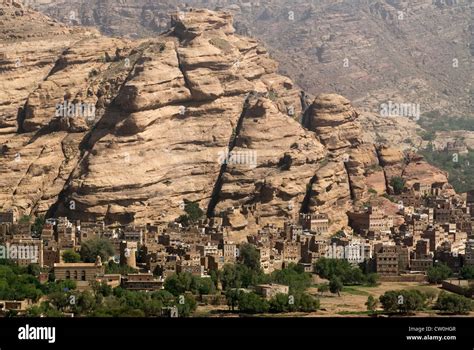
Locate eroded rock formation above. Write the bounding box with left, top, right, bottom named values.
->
left=0, top=3, right=454, bottom=236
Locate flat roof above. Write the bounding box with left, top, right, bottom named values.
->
left=54, top=263, right=97, bottom=267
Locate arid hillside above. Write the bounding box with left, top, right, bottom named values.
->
left=0, top=1, right=460, bottom=235
left=29, top=0, right=473, bottom=118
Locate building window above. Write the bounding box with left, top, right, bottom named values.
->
left=66, top=271, right=70, bottom=279
left=81, top=270, right=86, bottom=281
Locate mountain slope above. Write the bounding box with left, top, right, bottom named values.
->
left=0, top=3, right=454, bottom=236
left=28, top=0, right=473, bottom=118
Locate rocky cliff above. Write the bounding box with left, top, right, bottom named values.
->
left=0, top=2, right=454, bottom=236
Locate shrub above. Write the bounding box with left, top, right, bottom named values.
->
left=390, top=176, right=406, bottom=195
left=365, top=295, right=378, bottom=313
left=62, top=249, right=81, bottom=263
left=237, top=292, right=269, bottom=314
left=427, top=263, right=452, bottom=284
left=329, top=277, right=343, bottom=296
left=434, top=292, right=472, bottom=314
left=460, top=266, right=474, bottom=280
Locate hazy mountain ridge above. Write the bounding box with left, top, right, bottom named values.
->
left=28, top=0, right=473, bottom=118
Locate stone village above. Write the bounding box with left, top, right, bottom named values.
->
left=0, top=181, right=473, bottom=315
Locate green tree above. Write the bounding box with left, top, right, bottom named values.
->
left=80, top=237, right=114, bottom=263
left=460, top=266, right=474, bottom=280
left=177, top=201, right=204, bottom=226
left=434, top=292, right=472, bottom=314
left=151, top=290, right=175, bottom=307
left=225, top=289, right=240, bottom=311
left=90, top=281, right=112, bottom=297
left=26, top=264, right=41, bottom=277
left=164, top=273, right=193, bottom=296
left=390, top=176, right=406, bottom=195
left=365, top=295, right=378, bottom=313
left=209, top=270, right=219, bottom=290
left=143, top=298, right=164, bottom=317
left=76, top=291, right=96, bottom=315
left=105, top=260, right=137, bottom=275
left=31, top=215, right=45, bottom=236
left=62, top=250, right=81, bottom=263
left=314, top=258, right=368, bottom=285
left=176, top=294, right=197, bottom=317
left=237, top=292, right=269, bottom=314
left=271, top=264, right=312, bottom=294
left=427, top=263, right=452, bottom=284
left=315, top=257, right=349, bottom=279
left=297, top=293, right=320, bottom=312
left=239, top=243, right=261, bottom=271
left=366, top=273, right=380, bottom=287
left=220, top=264, right=267, bottom=291
left=221, top=264, right=242, bottom=290
left=269, top=293, right=291, bottom=313
left=318, top=283, right=329, bottom=295
left=48, top=291, right=70, bottom=312
left=329, top=277, right=343, bottom=296
left=192, top=277, right=216, bottom=296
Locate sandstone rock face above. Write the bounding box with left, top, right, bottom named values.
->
left=402, top=154, right=450, bottom=188
left=0, top=6, right=313, bottom=228
left=215, top=96, right=326, bottom=228
left=306, top=94, right=362, bottom=157
left=358, top=113, right=424, bottom=151
left=0, top=1, right=100, bottom=218
left=309, top=161, right=352, bottom=231
left=0, top=4, right=458, bottom=236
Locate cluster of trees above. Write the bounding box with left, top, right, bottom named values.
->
left=0, top=262, right=44, bottom=303
left=0, top=261, right=195, bottom=318
left=270, top=264, right=313, bottom=294
left=164, top=273, right=216, bottom=296
left=80, top=237, right=115, bottom=263
left=434, top=292, right=473, bottom=314
left=379, top=290, right=427, bottom=314
left=220, top=262, right=313, bottom=293
left=225, top=290, right=319, bottom=314
left=26, top=281, right=197, bottom=318
left=376, top=289, right=473, bottom=315
left=88, top=287, right=196, bottom=317
left=165, top=261, right=315, bottom=306
left=419, top=112, right=474, bottom=132
left=420, top=144, right=474, bottom=193
left=314, top=258, right=379, bottom=288
left=220, top=263, right=268, bottom=290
